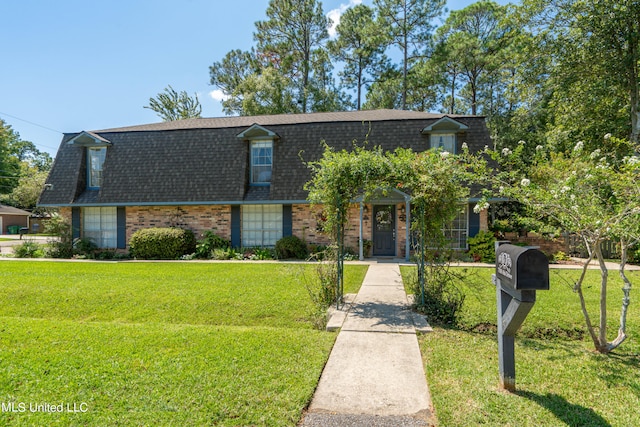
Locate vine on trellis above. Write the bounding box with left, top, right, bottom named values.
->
left=304, top=140, right=487, bottom=309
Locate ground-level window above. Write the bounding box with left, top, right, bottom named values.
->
left=242, top=204, right=282, bottom=247
left=83, top=207, right=117, bottom=248
left=444, top=205, right=468, bottom=249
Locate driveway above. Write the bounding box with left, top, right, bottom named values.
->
left=0, top=234, right=51, bottom=256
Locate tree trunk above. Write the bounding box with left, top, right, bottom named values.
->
left=627, top=15, right=639, bottom=145
left=449, top=73, right=456, bottom=114
left=595, top=244, right=609, bottom=352
left=574, top=249, right=600, bottom=351
left=608, top=241, right=632, bottom=351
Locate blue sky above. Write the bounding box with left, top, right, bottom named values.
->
left=1, top=0, right=509, bottom=157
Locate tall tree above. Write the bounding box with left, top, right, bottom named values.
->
left=328, top=4, right=388, bottom=110
left=433, top=0, right=510, bottom=115
left=519, top=0, right=640, bottom=148
left=373, top=0, right=446, bottom=110
left=254, top=0, right=331, bottom=113
left=144, top=85, right=202, bottom=122
left=209, top=49, right=259, bottom=115
left=0, top=119, right=23, bottom=197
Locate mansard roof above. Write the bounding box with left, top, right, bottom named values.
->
left=38, top=109, right=490, bottom=207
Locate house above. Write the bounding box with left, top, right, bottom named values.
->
left=38, top=109, right=492, bottom=259
left=0, top=204, right=31, bottom=234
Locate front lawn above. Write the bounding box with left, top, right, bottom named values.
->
left=403, top=266, right=640, bottom=426
left=0, top=261, right=368, bottom=426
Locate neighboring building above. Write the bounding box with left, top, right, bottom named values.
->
left=38, top=109, right=491, bottom=259
left=0, top=204, right=31, bottom=234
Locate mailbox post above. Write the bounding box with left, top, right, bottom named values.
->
left=492, top=242, right=549, bottom=391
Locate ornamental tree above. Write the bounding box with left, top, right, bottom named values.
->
left=486, top=137, right=640, bottom=353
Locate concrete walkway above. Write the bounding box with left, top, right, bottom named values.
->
left=300, top=261, right=435, bottom=427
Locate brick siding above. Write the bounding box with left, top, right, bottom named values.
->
left=126, top=205, right=231, bottom=244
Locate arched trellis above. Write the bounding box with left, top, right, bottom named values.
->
left=305, top=142, right=482, bottom=308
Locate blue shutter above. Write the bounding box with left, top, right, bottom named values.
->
left=71, top=207, right=81, bottom=240
left=117, top=207, right=126, bottom=249
left=283, top=205, right=292, bottom=237
left=231, top=206, right=241, bottom=248
left=468, top=203, right=480, bottom=237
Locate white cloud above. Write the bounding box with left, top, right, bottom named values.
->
left=209, top=89, right=230, bottom=102
left=327, top=0, right=363, bottom=38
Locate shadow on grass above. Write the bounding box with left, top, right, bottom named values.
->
left=517, top=391, right=611, bottom=427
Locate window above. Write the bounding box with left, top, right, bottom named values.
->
left=251, top=141, right=272, bottom=184
left=444, top=206, right=468, bottom=249
left=88, top=147, right=106, bottom=188
left=242, top=204, right=282, bottom=247
left=430, top=133, right=456, bottom=153
left=82, top=207, right=117, bottom=248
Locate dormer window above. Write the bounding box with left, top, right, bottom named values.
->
left=251, top=141, right=272, bottom=184
left=237, top=124, right=280, bottom=186
left=66, top=131, right=111, bottom=190
left=88, top=147, right=106, bottom=188
left=430, top=133, right=456, bottom=153
left=421, top=117, right=469, bottom=154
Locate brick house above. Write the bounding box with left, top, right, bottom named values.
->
left=38, top=109, right=491, bottom=260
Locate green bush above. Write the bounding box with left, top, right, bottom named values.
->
left=129, top=227, right=196, bottom=260
left=467, top=230, right=496, bottom=263
left=73, top=237, right=98, bottom=258
left=13, top=240, right=44, bottom=258
left=195, top=231, right=229, bottom=259
left=407, top=265, right=466, bottom=326
left=43, top=213, right=73, bottom=258
left=275, top=235, right=308, bottom=259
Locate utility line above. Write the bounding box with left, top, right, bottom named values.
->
left=0, top=110, right=63, bottom=152
left=0, top=111, right=63, bottom=134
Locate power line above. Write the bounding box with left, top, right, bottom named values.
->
left=0, top=111, right=63, bottom=134
left=0, top=111, right=63, bottom=153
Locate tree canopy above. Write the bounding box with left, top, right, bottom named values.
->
left=144, top=85, right=202, bottom=121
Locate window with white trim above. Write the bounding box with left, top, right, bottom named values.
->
left=251, top=141, right=272, bottom=184
left=242, top=204, right=282, bottom=247
left=83, top=207, right=117, bottom=248
left=88, top=147, right=106, bottom=188
left=430, top=133, right=456, bottom=153
left=444, top=205, right=468, bottom=249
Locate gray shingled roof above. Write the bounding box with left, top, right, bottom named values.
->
left=39, top=109, right=490, bottom=207
left=97, top=109, right=475, bottom=132
left=0, top=205, right=32, bottom=216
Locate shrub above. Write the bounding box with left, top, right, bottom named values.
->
left=73, top=237, right=98, bottom=258
left=552, top=250, right=571, bottom=262
left=13, top=240, right=44, bottom=258
left=195, top=231, right=230, bottom=259
left=129, top=227, right=196, bottom=260
left=275, top=235, right=308, bottom=259
left=407, top=265, right=466, bottom=326
left=43, top=213, right=73, bottom=258
left=467, top=230, right=496, bottom=263
left=244, top=247, right=275, bottom=260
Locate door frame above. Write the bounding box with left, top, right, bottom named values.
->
left=372, top=204, right=396, bottom=256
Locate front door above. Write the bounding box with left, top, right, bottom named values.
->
left=373, top=205, right=396, bottom=256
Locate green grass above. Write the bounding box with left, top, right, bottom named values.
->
left=402, top=266, right=640, bottom=426
left=0, top=261, right=368, bottom=426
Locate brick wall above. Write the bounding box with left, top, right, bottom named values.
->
left=292, top=203, right=409, bottom=257
left=503, top=232, right=567, bottom=255
left=126, top=205, right=231, bottom=244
